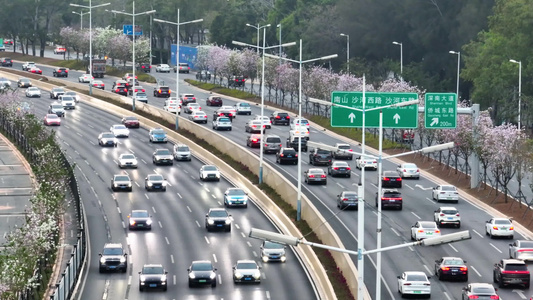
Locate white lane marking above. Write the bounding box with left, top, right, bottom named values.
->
left=205, top=187, right=210, bottom=193
left=170, top=255, right=174, bottom=264
left=158, top=221, right=162, bottom=228
left=490, top=243, right=503, bottom=253
left=448, top=244, right=459, bottom=252
left=195, top=220, right=201, bottom=227
left=408, top=245, right=414, bottom=251
left=405, top=184, right=414, bottom=190
left=411, top=212, right=421, bottom=219
left=253, top=251, right=258, bottom=257
left=204, top=236, right=210, bottom=244
left=423, top=264, right=432, bottom=275
left=322, top=185, right=327, bottom=189
left=187, top=206, right=191, bottom=212
left=424, top=197, right=433, bottom=203
left=77, top=132, right=83, bottom=137
left=173, top=275, right=176, bottom=285
left=217, top=274, right=222, bottom=285
left=372, top=211, right=378, bottom=217
left=443, top=292, right=452, bottom=300
left=213, top=254, right=218, bottom=263
left=88, top=124, right=95, bottom=129
left=117, top=207, right=121, bottom=214
left=471, top=265, right=482, bottom=277
left=351, top=171, right=359, bottom=177
left=152, top=206, right=156, bottom=213
left=144, top=194, right=149, bottom=199
left=241, top=232, right=246, bottom=238
left=102, top=279, right=110, bottom=300
left=211, top=194, right=216, bottom=198
left=472, top=229, right=484, bottom=238
left=266, top=291, right=271, bottom=299
left=336, top=182, right=345, bottom=188
left=128, top=148, right=135, bottom=154
left=165, top=237, right=170, bottom=245
left=121, top=221, right=125, bottom=229
left=370, top=183, right=378, bottom=188
left=391, top=228, right=400, bottom=236
left=235, top=224, right=240, bottom=229
left=89, top=141, right=95, bottom=145
left=167, top=182, right=172, bottom=187
left=177, top=193, right=182, bottom=199
left=128, top=275, right=131, bottom=285
left=247, top=241, right=252, bottom=247
left=134, top=181, right=140, bottom=187
left=141, top=159, right=147, bottom=164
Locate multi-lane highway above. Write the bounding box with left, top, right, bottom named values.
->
left=8, top=56, right=533, bottom=300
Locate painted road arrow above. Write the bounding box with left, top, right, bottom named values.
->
left=348, top=112, right=356, bottom=123
left=415, top=184, right=433, bottom=191
left=512, top=289, right=527, bottom=299
left=393, top=113, right=400, bottom=124
left=430, top=118, right=439, bottom=126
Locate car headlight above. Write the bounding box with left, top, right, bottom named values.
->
left=120, top=257, right=126, bottom=263
left=127, top=182, right=132, bottom=187
left=140, top=275, right=146, bottom=282
left=113, top=183, right=118, bottom=187
left=162, top=181, right=167, bottom=187
left=210, top=272, right=216, bottom=279
left=234, top=272, right=243, bottom=279
left=207, top=219, right=214, bottom=225
left=262, top=256, right=269, bottom=263
left=146, top=219, right=152, bottom=225
left=129, top=219, right=135, bottom=225
left=216, top=173, right=220, bottom=178
left=147, top=182, right=153, bottom=187
left=100, top=257, right=106, bottom=264
left=188, top=273, right=195, bottom=279
left=225, top=219, right=231, bottom=225
left=161, top=275, right=167, bottom=282
left=253, top=271, right=261, bottom=279
left=281, top=256, right=287, bottom=262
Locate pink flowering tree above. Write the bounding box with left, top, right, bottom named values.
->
left=108, top=35, right=132, bottom=66
left=277, top=63, right=299, bottom=109
left=208, top=46, right=231, bottom=85
left=473, top=111, right=494, bottom=187
left=195, top=45, right=211, bottom=74
left=239, top=49, right=259, bottom=92
left=59, top=26, right=80, bottom=59
left=263, top=56, right=281, bottom=102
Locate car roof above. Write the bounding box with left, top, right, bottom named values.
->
left=468, top=282, right=495, bottom=288
left=439, top=206, right=457, bottom=210
left=308, top=168, right=325, bottom=172
left=104, top=243, right=123, bottom=248
left=441, top=256, right=464, bottom=261
left=403, top=271, right=426, bottom=276
left=143, top=263, right=163, bottom=268
left=502, top=259, right=526, bottom=264
left=236, top=259, right=256, bottom=264
left=209, top=207, right=226, bottom=212
left=191, top=260, right=212, bottom=264
left=382, top=188, right=400, bottom=193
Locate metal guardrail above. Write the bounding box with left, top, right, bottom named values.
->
left=0, top=112, right=86, bottom=300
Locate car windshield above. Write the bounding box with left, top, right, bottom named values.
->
left=264, top=241, right=284, bottom=249
left=266, top=137, right=281, bottom=143
left=148, top=175, right=164, bottom=181
left=218, top=118, right=230, bottom=122
left=20, top=78, right=29, bottom=82
left=317, top=149, right=331, bottom=154
left=209, top=210, right=228, bottom=218
left=520, top=241, right=533, bottom=247
left=136, top=92, right=147, bottom=97
left=103, top=248, right=122, bottom=255
left=113, top=125, right=127, bottom=130
left=131, top=211, right=149, bottom=218
left=46, top=114, right=58, bottom=119
left=343, top=192, right=358, bottom=199
left=441, top=186, right=456, bottom=191
left=152, top=129, right=165, bottom=135
left=142, top=266, right=164, bottom=274
left=338, top=145, right=351, bottom=150
left=191, top=262, right=212, bottom=271
left=443, top=259, right=464, bottom=265
left=203, top=166, right=217, bottom=171
left=121, top=154, right=135, bottom=160
left=420, top=222, right=436, bottom=229
left=506, top=264, right=528, bottom=271
left=61, top=96, right=74, bottom=101
left=404, top=163, right=417, bottom=168
left=177, top=146, right=189, bottom=152
left=51, top=104, right=63, bottom=109
left=156, top=150, right=171, bottom=155
left=115, top=176, right=129, bottom=181
left=406, top=274, right=427, bottom=281
left=442, top=210, right=458, bottom=215
left=184, top=94, right=194, bottom=98
left=239, top=103, right=250, bottom=107
left=236, top=262, right=257, bottom=269
left=228, top=189, right=246, bottom=196
left=472, top=286, right=495, bottom=294
left=495, top=219, right=511, bottom=225
left=102, top=133, right=114, bottom=138
left=333, top=162, right=348, bottom=167
left=211, top=97, right=221, bottom=100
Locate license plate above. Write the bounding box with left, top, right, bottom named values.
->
left=447, top=217, right=453, bottom=220
left=427, top=232, right=433, bottom=235
left=245, top=278, right=251, bottom=281
left=149, top=284, right=157, bottom=287
left=155, top=186, right=160, bottom=189
left=199, top=280, right=206, bottom=283
left=413, top=291, right=421, bottom=294
left=271, top=256, right=279, bottom=259
left=389, top=200, right=395, bottom=202
left=501, top=227, right=507, bottom=230
left=390, top=179, right=396, bottom=181
left=138, top=224, right=143, bottom=227
left=217, top=224, right=222, bottom=227
left=109, top=266, right=116, bottom=269
left=287, top=155, right=292, bottom=158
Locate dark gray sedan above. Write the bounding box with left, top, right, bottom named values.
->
left=337, top=191, right=358, bottom=210
left=304, top=168, right=327, bottom=185
left=328, top=161, right=352, bottom=177
left=188, top=260, right=217, bottom=287
left=138, top=264, right=167, bottom=291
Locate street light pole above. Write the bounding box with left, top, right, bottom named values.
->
left=510, top=59, right=522, bottom=129
left=72, top=10, right=89, bottom=30
left=392, top=41, right=403, bottom=75
left=449, top=50, right=460, bottom=99
left=340, top=33, right=349, bottom=73
left=111, top=3, right=156, bottom=111
left=70, top=1, right=111, bottom=96
left=264, top=46, right=337, bottom=222
left=246, top=23, right=270, bottom=55
left=150, top=14, right=153, bottom=66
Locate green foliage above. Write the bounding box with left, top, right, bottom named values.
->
left=51, top=59, right=86, bottom=71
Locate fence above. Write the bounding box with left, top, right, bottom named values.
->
left=0, top=112, right=86, bottom=300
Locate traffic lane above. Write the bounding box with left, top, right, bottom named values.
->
left=45, top=99, right=316, bottom=300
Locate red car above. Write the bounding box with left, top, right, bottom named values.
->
left=121, top=116, right=140, bottom=128
left=29, top=67, right=42, bottom=74
left=206, top=96, right=223, bottom=106
left=92, top=80, right=105, bottom=90
left=44, top=114, right=61, bottom=126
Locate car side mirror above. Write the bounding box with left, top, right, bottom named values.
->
left=232, top=266, right=236, bottom=270
left=229, top=214, right=232, bottom=217
left=258, top=266, right=262, bottom=270
left=461, top=287, right=466, bottom=291
left=427, top=276, right=431, bottom=279
left=463, top=260, right=467, bottom=263
left=205, top=214, right=209, bottom=217
left=165, top=271, right=168, bottom=274
left=260, top=246, right=263, bottom=249
left=509, top=243, right=513, bottom=246
left=187, top=268, right=191, bottom=272
left=214, top=268, right=217, bottom=271
left=397, top=275, right=401, bottom=279
left=124, top=253, right=128, bottom=257
left=138, top=271, right=141, bottom=274
left=434, top=210, right=438, bottom=213
left=486, top=220, right=490, bottom=223
left=435, top=260, right=439, bottom=263
left=99, top=253, right=102, bottom=257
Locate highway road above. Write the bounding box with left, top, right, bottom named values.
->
left=20, top=85, right=318, bottom=299
left=7, top=56, right=533, bottom=299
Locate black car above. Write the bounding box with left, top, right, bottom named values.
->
left=53, top=67, right=69, bottom=77
left=99, top=243, right=128, bottom=273
left=154, top=85, right=171, bottom=98
left=276, top=147, right=298, bottom=165
left=139, top=264, right=168, bottom=291
left=270, top=111, right=291, bottom=125
left=1, top=57, right=12, bottom=67
left=128, top=210, right=152, bottom=230
left=213, top=108, right=234, bottom=120
left=113, top=86, right=128, bottom=96
left=17, top=78, right=31, bottom=88
left=48, top=103, right=65, bottom=117
left=145, top=174, right=167, bottom=191
left=228, top=75, right=245, bottom=87
left=337, top=191, right=358, bottom=210
left=309, top=148, right=333, bottom=166
left=205, top=208, right=232, bottom=232
left=434, top=257, right=468, bottom=281
left=376, top=188, right=403, bottom=210
left=196, top=70, right=212, bottom=80
left=381, top=171, right=402, bottom=188
left=139, top=63, right=151, bottom=72
left=188, top=260, right=217, bottom=287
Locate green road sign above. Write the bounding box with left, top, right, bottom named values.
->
left=424, top=93, right=457, bottom=129
left=330, top=92, right=419, bottom=128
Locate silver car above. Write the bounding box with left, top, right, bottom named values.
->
left=134, top=92, right=148, bottom=103
left=118, top=153, right=138, bottom=168
left=233, top=260, right=261, bottom=283
left=263, top=135, right=282, bottom=154
left=145, top=174, right=167, bottom=191
left=173, top=144, right=191, bottom=161
left=397, top=163, right=420, bottom=179
left=261, top=241, right=286, bottom=263
left=152, top=149, right=173, bottom=165
left=25, top=87, right=41, bottom=98
left=509, top=240, right=533, bottom=261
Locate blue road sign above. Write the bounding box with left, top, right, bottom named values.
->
left=123, top=25, right=143, bottom=36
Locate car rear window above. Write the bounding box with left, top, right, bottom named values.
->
left=441, top=186, right=456, bottom=191
left=443, top=259, right=464, bottom=265
left=159, top=86, right=170, bottom=91
left=495, top=219, right=511, bottom=225
left=383, top=191, right=401, bottom=197
left=218, top=117, right=230, bottom=122
left=266, top=137, right=281, bottom=143
left=406, top=274, right=427, bottom=281
left=317, top=149, right=331, bottom=154
left=442, top=210, right=458, bottom=215
left=506, top=263, right=528, bottom=271
left=521, top=241, right=533, bottom=247
left=383, top=171, right=399, bottom=177
left=472, top=286, right=495, bottom=294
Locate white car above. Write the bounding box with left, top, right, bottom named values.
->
left=118, top=153, right=138, bottom=168
left=22, top=62, right=35, bottom=71
left=290, top=127, right=309, bottom=140
left=173, top=144, right=191, bottom=161
left=134, top=92, right=148, bottom=103
left=155, top=64, right=171, bottom=73
left=110, top=124, right=130, bottom=138
left=397, top=163, right=420, bottom=179
left=25, top=87, right=41, bottom=98
left=434, top=206, right=461, bottom=228
left=78, top=74, right=94, bottom=83
left=411, top=221, right=441, bottom=241
left=397, top=271, right=431, bottom=298
left=0, top=77, right=12, bottom=88
left=234, top=102, right=252, bottom=115
left=232, top=260, right=261, bottom=283
left=212, top=117, right=232, bottom=131
left=355, top=156, right=377, bottom=170
left=486, top=218, right=514, bottom=239
left=188, top=111, right=208, bottom=123
left=59, top=95, right=76, bottom=110
left=432, top=185, right=459, bottom=203
left=290, top=118, right=310, bottom=130
left=220, top=105, right=237, bottom=117
left=163, top=102, right=180, bottom=114
left=64, top=91, right=80, bottom=103
left=254, top=115, right=272, bottom=129
left=199, top=165, right=220, bottom=181
left=185, top=103, right=201, bottom=114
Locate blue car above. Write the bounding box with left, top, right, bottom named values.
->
left=224, top=188, right=248, bottom=208
left=149, top=128, right=168, bottom=143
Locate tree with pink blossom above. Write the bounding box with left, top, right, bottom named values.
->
left=208, top=46, right=231, bottom=85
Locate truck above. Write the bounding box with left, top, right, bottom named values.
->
left=86, top=59, right=106, bottom=78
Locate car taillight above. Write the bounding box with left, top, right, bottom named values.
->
left=490, top=296, right=499, bottom=300
left=403, top=169, right=406, bottom=172
left=456, top=213, right=460, bottom=216
left=158, top=90, right=162, bottom=93
left=510, top=226, right=514, bottom=230
left=441, top=267, right=450, bottom=271
left=342, top=198, right=348, bottom=201
left=502, top=270, right=530, bottom=274
left=275, top=116, right=281, bottom=119
left=309, top=175, right=315, bottom=178
left=279, top=144, right=282, bottom=147
left=493, top=226, right=498, bottom=230
left=192, top=97, right=196, bottom=100
left=423, top=283, right=431, bottom=286
left=440, top=213, right=445, bottom=216
left=403, top=283, right=411, bottom=286
left=169, top=89, right=171, bottom=93
left=321, top=175, right=326, bottom=178
left=346, top=167, right=351, bottom=170
left=383, top=177, right=390, bottom=181
left=116, top=89, right=119, bottom=92
left=334, top=167, right=339, bottom=170
left=141, top=65, right=145, bottom=68
left=460, top=267, right=468, bottom=271
left=252, top=139, right=257, bottom=142
left=397, top=178, right=402, bottom=181
left=418, top=230, right=424, bottom=233
left=435, top=230, right=440, bottom=233
left=417, top=169, right=420, bottom=172
left=280, top=154, right=284, bottom=157
left=518, top=249, right=533, bottom=252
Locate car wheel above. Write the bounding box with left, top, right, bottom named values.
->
left=211, top=281, right=216, bottom=287
left=438, top=271, right=444, bottom=281
left=163, top=286, right=167, bottom=291
left=99, top=267, right=104, bottom=273
left=188, top=281, right=194, bottom=288
left=456, top=222, right=460, bottom=228
left=411, top=232, right=415, bottom=241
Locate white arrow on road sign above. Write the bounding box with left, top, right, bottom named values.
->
left=127, top=30, right=132, bottom=34
left=512, top=289, right=527, bottom=299
left=415, top=184, right=433, bottom=191
left=348, top=112, right=356, bottom=123
left=430, top=118, right=439, bottom=126
left=393, top=113, right=400, bottom=124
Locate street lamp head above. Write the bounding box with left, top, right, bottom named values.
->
left=340, top=33, right=347, bottom=37
left=509, top=59, right=520, bottom=64
left=421, top=230, right=471, bottom=246
left=265, top=24, right=271, bottom=27
left=249, top=228, right=300, bottom=246
left=277, top=23, right=281, bottom=28
left=449, top=50, right=459, bottom=55
left=421, top=142, right=455, bottom=153
left=246, top=23, right=252, bottom=27
left=392, top=41, right=401, bottom=45
left=320, top=54, right=338, bottom=60
left=281, top=41, right=297, bottom=47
